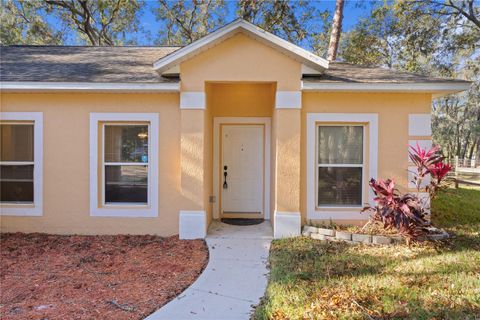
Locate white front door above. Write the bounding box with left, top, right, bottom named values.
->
left=221, top=125, right=264, bottom=215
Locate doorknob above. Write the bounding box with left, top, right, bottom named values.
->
left=223, top=166, right=228, bottom=189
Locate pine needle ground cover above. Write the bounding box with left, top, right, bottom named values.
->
left=255, top=187, right=480, bottom=319
left=0, top=234, right=208, bottom=320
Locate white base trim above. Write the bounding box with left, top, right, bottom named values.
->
left=180, top=92, right=206, bottom=109
left=415, top=192, right=431, bottom=213
left=408, top=139, right=432, bottom=162
left=275, top=91, right=302, bottom=109
left=179, top=210, right=207, bottom=239
left=213, top=117, right=271, bottom=220
left=306, top=210, right=367, bottom=220
left=409, top=114, right=432, bottom=136
left=274, top=211, right=301, bottom=239
left=408, top=166, right=431, bottom=189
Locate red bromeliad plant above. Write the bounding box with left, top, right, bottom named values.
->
left=409, top=142, right=452, bottom=198
left=426, top=161, right=452, bottom=198
left=362, top=178, right=429, bottom=243
left=362, top=143, right=451, bottom=243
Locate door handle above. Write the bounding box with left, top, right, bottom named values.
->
left=223, top=166, right=228, bottom=189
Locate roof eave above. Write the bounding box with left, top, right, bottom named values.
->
left=153, top=19, right=329, bottom=74
left=0, top=81, right=180, bottom=93
left=301, top=82, right=471, bottom=97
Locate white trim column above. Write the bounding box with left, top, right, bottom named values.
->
left=273, top=91, right=302, bottom=238
left=275, top=91, right=302, bottom=109
left=408, top=114, right=432, bottom=212
left=180, top=92, right=205, bottom=109
left=179, top=92, right=207, bottom=239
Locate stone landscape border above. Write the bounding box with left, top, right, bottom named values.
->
left=302, top=225, right=449, bottom=245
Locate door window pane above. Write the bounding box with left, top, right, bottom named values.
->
left=1, top=124, right=34, bottom=161
left=104, top=125, right=148, bottom=163
left=318, top=126, right=363, bottom=164
left=0, top=165, right=34, bottom=202
left=318, top=167, right=362, bottom=206
left=105, top=165, right=147, bottom=203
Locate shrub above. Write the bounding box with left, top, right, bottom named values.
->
left=362, top=143, right=451, bottom=243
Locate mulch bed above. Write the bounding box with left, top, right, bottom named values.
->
left=0, top=233, right=208, bottom=320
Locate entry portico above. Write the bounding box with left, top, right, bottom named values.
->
left=174, top=21, right=311, bottom=238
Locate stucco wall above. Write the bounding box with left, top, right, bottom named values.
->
left=0, top=93, right=182, bottom=235
left=274, top=108, right=301, bottom=212
left=301, top=92, right=432, bottom=224
left=206, top=83, right=276, bottom=117
left=1, top=34, right=435, bottom=235
left=180, top=33, right=301, bottom=91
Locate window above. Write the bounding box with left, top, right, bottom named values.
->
left=306, top=113, right=378, bottom=220
left=1, top=124, right=34, bottom=202
left=103, top=124, right=149, bottom=204
left=317, top=125, right=364, bottom=207
left=90, top=113, right=158, bottom=217
left=0, top=112, right=43, bottom=216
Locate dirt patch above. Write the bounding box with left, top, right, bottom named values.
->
left=0, top=233, right=208, bottom=320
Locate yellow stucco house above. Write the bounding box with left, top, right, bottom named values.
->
left=0, top=20, right=470, bottom=239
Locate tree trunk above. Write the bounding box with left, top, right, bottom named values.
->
left=476, top=139, right=480, bottom=164
left=327, top=0, right=345, bottom=61
left=468, top=137, right=477, bottom=160
left=462, top=133, right=470, bottom=159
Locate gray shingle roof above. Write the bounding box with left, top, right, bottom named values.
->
left=307, top=62, right=469, bottom=84
left=0, top=46, right=180, bottom=83
left=0, top=46, right=469, bottom=85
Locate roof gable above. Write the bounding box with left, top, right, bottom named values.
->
left=153, top=19, right=329, bottom=74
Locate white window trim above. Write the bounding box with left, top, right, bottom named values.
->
left=316, top=124, right=366, bottom=209
left=0, top=112, right=43, bottom=216
left=307, top=113, right=378, bottom=220
left=90, top=113, right=158, bottom=217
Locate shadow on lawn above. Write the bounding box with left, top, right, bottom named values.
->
left=271, top=231, right=480, bottom=282
left=256, top=188, right=480, bottom=319
left=261, top=235, right=480, bottom=319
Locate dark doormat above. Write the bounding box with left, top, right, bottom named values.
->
left=221, top=218, right=264, bottom=226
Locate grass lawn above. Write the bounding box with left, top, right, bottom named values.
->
left=255, top=187, right=480, bottom=319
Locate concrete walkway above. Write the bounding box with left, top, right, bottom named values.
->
left=145, top=221, right=273, bottom=320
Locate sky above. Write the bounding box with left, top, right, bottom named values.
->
left=59, top=0, right=375, bottom=48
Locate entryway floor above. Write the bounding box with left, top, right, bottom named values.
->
left=145, top=220, right=273, bottom=320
